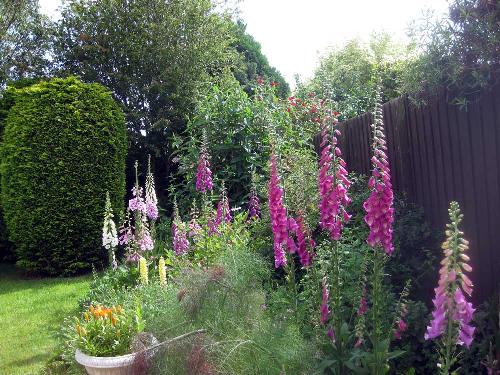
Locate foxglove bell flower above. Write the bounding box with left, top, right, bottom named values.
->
left=318, top=120, right=351, bottom=240
left=129, top=186, right=146, bottom=214
left=320, top=277, right=330, bottom=325
left=195, top=130, right=213, bottom=193
left=425, top=201, right=475, bottom=348
left=145, top=155, right=159, bottom=220
left=394, top=319, right=408, bottom=340
left=268, top=153, right=291, bottom=268
left=363, top=89, right=394, bottom=255
left=294, top=212, right=314, bottom=267
left=102, top=192, right=118, bottom=251
left=248, top=187, right=261, bottom=220
left=357, top=286, right=368, bottom=316
left=119, top=211, right=134, bottom=246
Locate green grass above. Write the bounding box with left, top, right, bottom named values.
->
left=0, top=263, right=90, bottom=375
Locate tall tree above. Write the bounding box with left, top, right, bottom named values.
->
left=0, top=0, right=52, bottom=88
left=232, top=21, right=290, bottom=98
left=54, top=0, right=238, bottom=197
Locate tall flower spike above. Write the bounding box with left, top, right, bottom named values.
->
left=195, top=129, right=213, bottom=193
left=159, top=256, right=166, bottom=286
left=139, top=257, right=148, bottom=285
left=188, top=202, right=202, bottom=238
left=172, top=198, right=189, bottom=255
left=217, top=181, right=232, bottom=223
left=102, top=192, right=118, bottom=251
left=145, top=155, right=159, bottom=220
left=248, top=171, right=261, bottom=220
left=425, top=201, right=475, bottom=348
left=268, top=152, right=290, bottom=268
left=363, top=87, right=394, bottom=255
left=294, top=211, right=314, bottom=267
left=320, top=277, right=330, bottom=325
left=318, top=115, right=351, bottom=240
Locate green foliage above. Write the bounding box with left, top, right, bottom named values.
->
left=64, top=211, right=313, bottom=374
left=72, top=304, right=142, bottom=357
left=174, top=78, right=306, bottom=209
left=54, top=0, right=239, bottom=202
left=0, top=0, right=52, bottom=88
left=298, top=34, right=409, bottom=120
left=0, top=77, right=127, bottom=275
left=402, top=0, right=500, bottom=107
left=232, top=20, right=290, bottom=98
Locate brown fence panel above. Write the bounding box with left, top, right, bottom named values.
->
left=316, top=89, right=500, bottom=303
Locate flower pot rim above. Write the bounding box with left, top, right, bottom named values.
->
left=75, top=349, right=137, bottom=368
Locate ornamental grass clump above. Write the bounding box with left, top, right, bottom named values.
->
left=425, top=201, right=475, bottom=374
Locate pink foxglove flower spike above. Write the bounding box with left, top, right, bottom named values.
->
left=195, top=129, right=213, bottom=193
left=425, top=201, right=475, bottom=354
left=318, top=117, right=351, bottom=240
left=268, top=152, right=291, bottom=268
left=363, top=89, right=394, bottom=255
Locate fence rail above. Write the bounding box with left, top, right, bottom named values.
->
left=315, top=87, right=500, bottom=303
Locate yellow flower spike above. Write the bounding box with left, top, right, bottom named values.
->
left=159, top=256, right=167, bottom=286
left=84, top=312, right=90, bottom=321
left=139, top=257, right=148, bottom=285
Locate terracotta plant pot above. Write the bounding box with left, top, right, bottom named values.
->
left=75, top=349, right=141, bottom=375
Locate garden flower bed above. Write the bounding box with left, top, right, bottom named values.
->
left=45, top=81, right=497, bottom=375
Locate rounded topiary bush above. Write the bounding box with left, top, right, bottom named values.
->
left=0, top=77, right=127, bottom=275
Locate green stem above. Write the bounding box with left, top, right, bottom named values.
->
left=372, top=247, right=385, bottom=375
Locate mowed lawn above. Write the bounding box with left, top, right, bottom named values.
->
left=0, top=263, right=90, bottom=375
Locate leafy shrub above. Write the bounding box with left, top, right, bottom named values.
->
left=402, top=0, right=500, bottom=107
left=0, top=77, right=127, bottom=275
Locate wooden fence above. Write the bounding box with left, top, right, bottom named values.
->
left=315, top=87, right=500, bottom=303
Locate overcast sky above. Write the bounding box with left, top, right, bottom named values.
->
left=39, top=0, right=449, bottom=87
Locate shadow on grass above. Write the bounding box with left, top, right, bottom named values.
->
left=0, top=263, right=91, bottom=295
left=1, top=352, right=51, bottom=371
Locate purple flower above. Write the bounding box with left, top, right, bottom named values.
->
left=425, top=201, right=475, bottom=348
left=195, top=132, right=213, bottom=193
left=318, top=123, right=351, bottom=240
left=394, top=319, right=408, bottom=340
left=357, top=287, right=368, bottom=316
left=172, top=222, right=190, bottom=255
left=268, top=153, right=293, bottom=268
left=293, top=212, right=314, bottom=267
left=248, top=188, right=261, bottom=220
left=327, top=326, right=336, bottom=343
left=138, top=231, right=154, bottom=251
left=363, top=96, right=394, bottom=255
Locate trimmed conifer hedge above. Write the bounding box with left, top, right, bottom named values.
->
left=0, top=77, right=127, bottom=275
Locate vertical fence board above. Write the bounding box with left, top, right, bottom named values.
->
left=314, top=88, right=500, bottom=302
